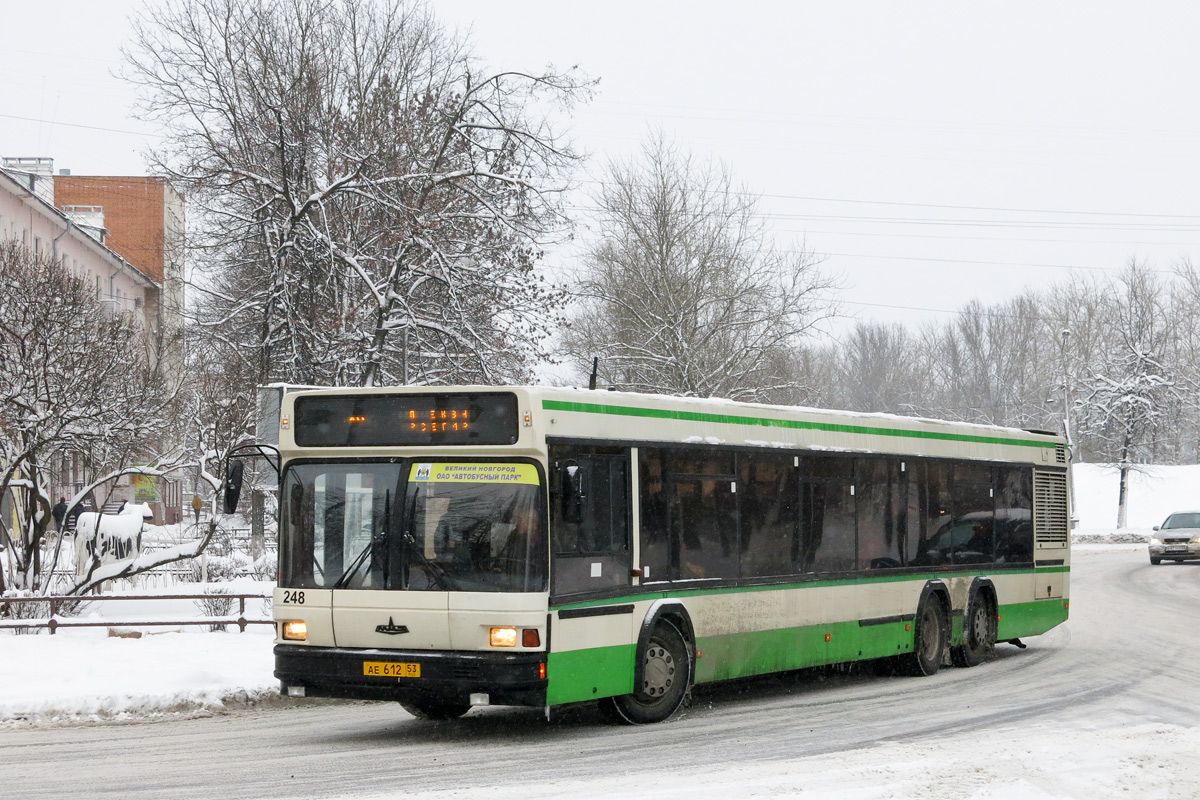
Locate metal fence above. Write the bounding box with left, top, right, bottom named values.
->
left=0, top=593, right=274, bottom=634
left=39, top=527, right=277, bottom=594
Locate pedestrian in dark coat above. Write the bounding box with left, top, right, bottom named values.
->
left=52, top=497, right=68, bottom=532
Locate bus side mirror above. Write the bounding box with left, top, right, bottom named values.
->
left=224, top=460, right=245, bottom=514
left=561, top=464, right=584, bottom=524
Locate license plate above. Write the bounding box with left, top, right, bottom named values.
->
left=1166, top=547, right=1186, bottom=554
left=363, top=661, right=420, bottom=678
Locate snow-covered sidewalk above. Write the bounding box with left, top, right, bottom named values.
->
left=1, top=626, right=278, bottom=725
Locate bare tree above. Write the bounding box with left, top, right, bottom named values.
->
left=1168, top=258, right=1200, bottom=459
left=0, top=242, right=181, bottom=594
left=183, top=335, right=261, bottom=497
left=125, top=0, right=590, bottom=388
left=561, top=134, right=835, bottom=400
left=914, top=294, right=1051, bottom=427
left=834, top=321, right=925, bottom=414
left=1075, top=262, right=1180, bottom=527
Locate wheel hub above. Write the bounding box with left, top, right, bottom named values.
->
left=919, top=608, right=940, bottom=660
left=642, top=645, right=676, bottom=698
left=968, top=606, right=988, bottom=645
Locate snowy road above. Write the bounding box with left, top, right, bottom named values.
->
left=4, top=546, right=1199, bottom=799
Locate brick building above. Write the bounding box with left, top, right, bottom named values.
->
left=54, top=173, right=186, bottom=382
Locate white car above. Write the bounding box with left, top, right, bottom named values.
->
left=1148, top=511, right=1200, bottom=565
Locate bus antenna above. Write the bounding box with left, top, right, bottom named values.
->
left=588, top=357, right=599, bottom=390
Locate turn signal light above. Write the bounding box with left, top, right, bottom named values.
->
left=522, top=628, right=541, bottom=648
left=281, top=620, right=308, bottom=641
left=490, top=627, right=517, bottom=647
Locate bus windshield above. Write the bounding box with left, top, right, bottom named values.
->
left=279, top=461, right=546, bottom=592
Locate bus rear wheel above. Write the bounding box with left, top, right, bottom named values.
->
left=902, top=594, right=948, bottom=677
left=950, top=592, right=996, bottom=668
left=600, top=620, right=692, bottom=724
left=399, top=696, right=472, bottom=720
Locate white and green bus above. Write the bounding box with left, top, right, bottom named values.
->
left=228, top=386, right=1070, bottom=724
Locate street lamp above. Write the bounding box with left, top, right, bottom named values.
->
left=1058, top=328, right=1077, bottom=528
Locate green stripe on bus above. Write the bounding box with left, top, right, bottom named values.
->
left=546, top=644, right=635, bottom=705
left=997, top=598, right=1070, bottom=639
left=546, top=598, right=1068, bottom=703
left=541, top=399, right=1058, bottom=450
left=694, top=617, right=915, bottom=682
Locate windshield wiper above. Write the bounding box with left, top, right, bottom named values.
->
left=402, top=487, right=457, bottom=591
left=402, top=532, right=458, bottom=591
left=332, top=538, right=377, bottom=589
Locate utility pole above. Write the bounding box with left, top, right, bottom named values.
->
left=1059, top=328, right=1078, bottom=528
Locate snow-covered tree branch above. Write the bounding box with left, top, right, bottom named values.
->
left=125, top=0, right=592, bottom=390
left=0, top=242, right=184, bottom=594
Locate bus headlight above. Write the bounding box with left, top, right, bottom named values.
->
left=282, top=620, right=308, bottom=641
left=489, top=627, right=517, bottom=647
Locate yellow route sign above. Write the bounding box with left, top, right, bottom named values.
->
left=409, top=463, right=539, bottom=485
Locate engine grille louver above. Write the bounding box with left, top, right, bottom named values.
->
left=1034, top=470, right=1069, bottom=547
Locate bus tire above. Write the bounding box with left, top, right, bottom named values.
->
left=600, top=620, right=692, bottom=724
left=399, top=696, right=472, bottom=720
left=902, top=592, right=948, bottom=677
left=950, top=590, right=996, bottom=668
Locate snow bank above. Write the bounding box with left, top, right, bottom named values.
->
left=0, top=626, right=277, bottom=726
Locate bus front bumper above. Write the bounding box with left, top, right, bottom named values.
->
left=274, top=644, right=547, bottom=707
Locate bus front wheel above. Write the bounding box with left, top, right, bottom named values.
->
left=399, top=696, right=472, bottom=720
left=601, top=620, right=692, bottom=724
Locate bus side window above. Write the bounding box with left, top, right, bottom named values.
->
left=549, top=446, right=632, bottom=596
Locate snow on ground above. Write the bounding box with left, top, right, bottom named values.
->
left=323, top=722, right=1200, bottom=800
left=1, top=626, right=277, bottom=725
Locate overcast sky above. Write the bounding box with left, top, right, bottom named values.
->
left=4, top=1, right=1199, bottom=335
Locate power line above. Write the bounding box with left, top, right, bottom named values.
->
left=779, top=227, right=1199, bottom=248
left=838, top=299, right=1077, bottom=326
left=756, top=192, right=1200, bottom=221
left=589, top=99, right=1200, bottom=140
left=572, top=177, right=1200, bottom=221
left=0, top=112, right=155, bottom=138
left=811, top=251, right=1119, bottom=273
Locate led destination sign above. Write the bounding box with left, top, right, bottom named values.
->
left=293, top=392, right=519, bottom=447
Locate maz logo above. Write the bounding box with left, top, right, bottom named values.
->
left=375, top=617, right=410, bottom=635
